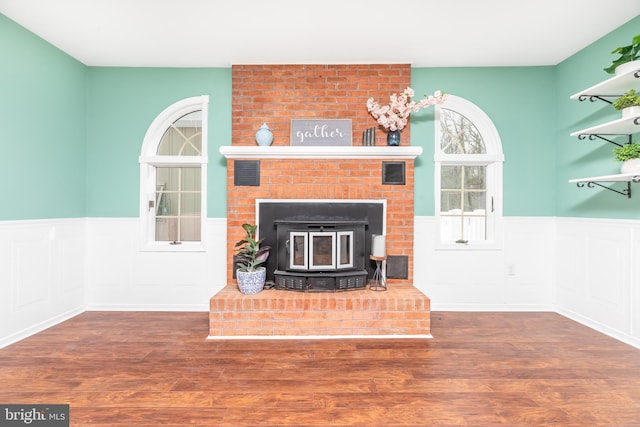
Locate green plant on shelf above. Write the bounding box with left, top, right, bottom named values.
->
left=612, top=89, right=640, bottom=111
left=604, top=33, right=640, bottom=74
left=613, top=142, right=640, bottom=162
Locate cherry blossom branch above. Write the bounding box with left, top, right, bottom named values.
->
left=366, top=87, right=446, bottom=131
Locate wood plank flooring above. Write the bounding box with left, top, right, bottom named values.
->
left=1, top=311, right=639, bottom=426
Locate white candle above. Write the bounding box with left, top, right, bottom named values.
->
left=371, top=234, right=386, bottom=257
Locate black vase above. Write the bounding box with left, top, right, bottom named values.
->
left=386, top=130, right=401, bottom=146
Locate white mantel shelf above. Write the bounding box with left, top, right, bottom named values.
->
left=219, top=145, right=423, bottom=160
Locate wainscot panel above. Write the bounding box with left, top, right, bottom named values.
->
left=85, top=218, right=227, bottom=311
left=413, top=216, right=556, bottom=311
left=556, top=217, right=640, bottom=349
left=0, top=219, right=86, bottom=348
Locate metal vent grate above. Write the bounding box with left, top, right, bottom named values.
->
left=382, top=161, right=405, bottom=185
left=234, top=160, right=260, bottom=186
left=386, top=255, right=408, bottom=279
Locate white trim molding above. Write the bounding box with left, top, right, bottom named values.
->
left=219, top=145, right=423, bottom=160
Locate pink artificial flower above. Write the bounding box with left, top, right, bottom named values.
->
left=366, top=87, right=447, bottom=131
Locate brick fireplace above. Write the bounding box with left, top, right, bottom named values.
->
left=209, top=64, right=431, bottom=338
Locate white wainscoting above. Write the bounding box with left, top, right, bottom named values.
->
left=85, top=218, right=227, bottom=311
left=414, top=216, right=556, bottom=311
left=0, top=219, right=86, bottom=348
left=555, top=217, right=640, bottom=349
left=2, top=216, right=639, bottom=349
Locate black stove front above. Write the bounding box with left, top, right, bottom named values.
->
left=273, top=220, right=367, bottom=291
left=257, top=201, right=384, bottom=292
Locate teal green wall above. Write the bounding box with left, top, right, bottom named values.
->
left=3, top=12, right=639, bottom=221
left=0, top=14, right=86, bottom=220
left=411, top=67, right=556, bottom=216
left=85, top=67, right=231, bottom=217
left=556, top=16, right=640, bottom=218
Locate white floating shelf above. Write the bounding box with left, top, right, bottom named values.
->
left=569, top=173, right=640, bottom=183
left=219, top=145, right=423, bottom=160
left=570, top=67, right=640, bottom=100
left=570, top=115, right=640, bottom=137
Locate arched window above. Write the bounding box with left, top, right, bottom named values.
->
left=434, top=95, right=503, bottom=248
left=139, top=96, right=209, bottom=251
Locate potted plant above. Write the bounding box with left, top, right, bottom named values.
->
left=604, top=33, right=640, bottom=75
left=613, top=89, right=640, bottom=118
left=613, top=142, right=640, bottom=174
left=234, top=223, right=270, bottom=295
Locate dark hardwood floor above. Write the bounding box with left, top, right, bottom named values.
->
left=1, top=311, right=639, bottom=426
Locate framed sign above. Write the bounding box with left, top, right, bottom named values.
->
left=290, top=119, right=352, bottom=146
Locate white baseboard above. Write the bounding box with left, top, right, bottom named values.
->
left=0, top=305, right=85, bottom=349
left=556, top=306, right=640, bottom=350
left=431, top=303, right=555, bottom=312
left=86, top=303, right=210, bottom=312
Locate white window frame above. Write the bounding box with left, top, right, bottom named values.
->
left=434, top=95, right=504, bottom=250
left=139, top=95, right=209, bottom=252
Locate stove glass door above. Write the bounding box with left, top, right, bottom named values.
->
left=336, top=231, right=353, bottom=269
left=309, top=231, right=336, bottom=270
left=288, top=231, right=308, bottom=270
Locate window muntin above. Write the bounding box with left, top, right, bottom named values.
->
left=157, top=111, right=202, bottom=156
left=155, top=166, right=201, bottom=242
left=154, top=111, right=202, bottom=243
left=440, top=109, right=485, bottom=155
left=434, top=95, right=503, bottom=248
left=139, top=96, right=208, bottom=251
left=440, top=165, right=487, bottom=242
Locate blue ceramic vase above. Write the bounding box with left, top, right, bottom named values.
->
left=255, top=123, right=274, bottom=146
left=386, top=129, right=401, bottom=146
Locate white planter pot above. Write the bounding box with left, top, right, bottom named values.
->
left=620, top=158, right=640, bottom=174
left=236, top=267, right=266, bottom=295
left=615, top=60, right=640, bottom=76
left=622, top=105, right=640, bottom=119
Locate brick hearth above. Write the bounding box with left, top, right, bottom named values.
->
left=209, top=285, right=431, bottom=338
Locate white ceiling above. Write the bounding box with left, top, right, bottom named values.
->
left=1, top=0, right=639, bottom=68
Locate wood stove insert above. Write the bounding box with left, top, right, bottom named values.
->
left=273, top=220, right=368, bottom=291
left=257, top=200, right=385, bottom=292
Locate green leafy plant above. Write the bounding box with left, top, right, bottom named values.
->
left=234, top=223, right=270, bottom=272
left=612, top=89, right=640, bottom=110
left=613, top=142, right=640, bottom=162
left=604, top=33, right=640, bottom=74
